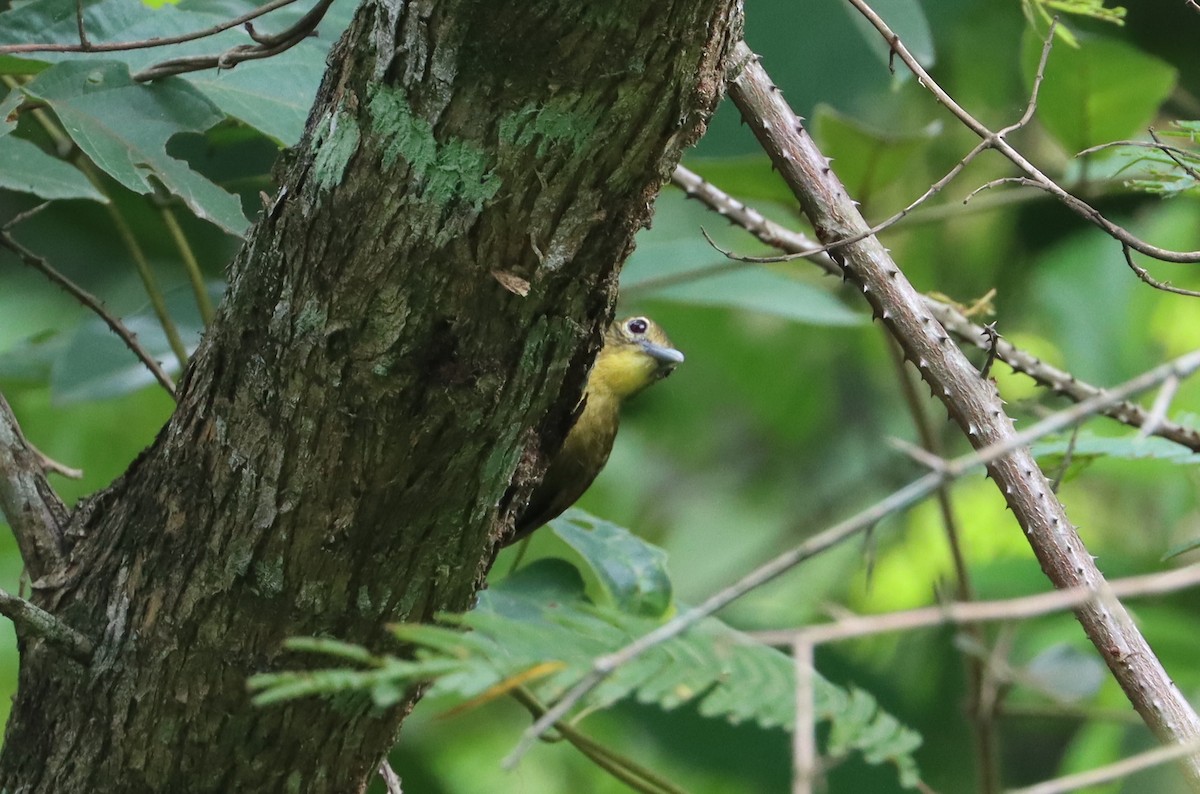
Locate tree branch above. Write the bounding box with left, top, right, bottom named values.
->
left=131, top=0, right=335, bottom=82
left=0, top=587, right=92, bottom=662
left=0, top=229, right=177, bottom=398
left=0, top=393, right=67, bottom=582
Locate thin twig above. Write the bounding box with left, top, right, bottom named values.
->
left=846, top=0, right=1200, bottom=266
left=0, top=0, right=300, bottom=54
left=377, top=761, right=403, bottom=794
left=104, top=194, right=190, bottom=369
left=505, top=347, right=1200, bottom=768
left=752, top=565, right=1200, bottom=646
left=0, top=587, right=92, bottom=662
left=1007, top=738, right=1200, bottom=794
left=160, top=205, right=215, bottom=325
left=791, top=638, right=817, bottom=794
left=1119, top=244, right=1200, bottom=299
left=0, top=231, right=177, bottom=397
left=509, top=687, right=688, bottom=794
left=132, top=0, right=336, bottom=82
left=73, top=0, right=90, bottom=48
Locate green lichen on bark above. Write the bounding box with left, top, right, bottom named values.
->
left=310, top=110, right=362, bottom=191
left=497, top=97, right=604, bottom=160
left=368, top=86, right=501, bottom=209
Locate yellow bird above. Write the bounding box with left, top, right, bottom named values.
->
left=508, top=316, right=683, bottom=544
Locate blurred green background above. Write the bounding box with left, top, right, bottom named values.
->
left=3, top=0, right=1200, bottom=790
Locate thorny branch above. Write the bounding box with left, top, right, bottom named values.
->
left=669, top=165, right=1200, bottom=452
left=727, top=37, right=1200, bottom=783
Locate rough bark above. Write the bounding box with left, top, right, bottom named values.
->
left=0, top=0, right=741, bottom=790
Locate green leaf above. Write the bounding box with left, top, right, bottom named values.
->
left=812, top=104, right=940, bottom=204
left=0, top=135, right=107, bottom=202
left=550, top=510, right=673, bottom=618
left=0, top=89, right=22, bottom=135
left=643, top=266, right=863, bottom=327
left=1022, top=32, right=1176, bottom=154
left=0, top=0, right=356, bottom=145
left=23, top=61, right=248, bottom=234
left=50, top=282, right=223, bottom=403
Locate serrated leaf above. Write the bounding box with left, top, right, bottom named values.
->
left=23, top=61, right=248, bottom=234
left=0, top=135, right=107, bottom=201
left=550, top=509, right=673, bottom=618
left=254, top=516, right=923, bottom=787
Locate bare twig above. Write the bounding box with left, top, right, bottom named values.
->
left=791, top=638, right=817, bottom=794
left=1120, top=244, right=1200, bottom=299
left=1008, top=738, right=1200, bottom=794
left=0, top=394, right=67, bottom=581
left=0, top=231, right=177, bottom=398
left=505, top=345, right=1200, bottom=768
left=132, top=0, right=336, bottom=82
left=0, top=587, right=92, bottom=662
left=377, top=761, right=403, bottom=794
left=509, top=687, right=688, bottom=794
left=0, top=0, right=300, bottom=55
left=845, top=0, right=1200, bottom=266
left=159, top=205, right=215, bottom=326
left=74, top=0, right=90, bottom=48
left=752, top=565, right=1200, bottom=646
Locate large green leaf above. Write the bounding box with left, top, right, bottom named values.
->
left=49, top=282, right=223, bottom=403
left=0, top=135, right=107, bottom=202
left=1022, top=31, right=1176, bottom=155
left=0, top=0, right=355, bottom=144
left=811, top=104, right=940, bottom=205
left=23, top=61, right=248, bottom=234
left=639, top=265, right=863, bottom=327
left=551, top=510, right=673, bottom=618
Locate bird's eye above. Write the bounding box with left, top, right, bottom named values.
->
left=626, top=317, right=648, bottom=335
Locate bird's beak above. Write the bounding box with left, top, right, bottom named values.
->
left=640, top=340, right=685, bottom=369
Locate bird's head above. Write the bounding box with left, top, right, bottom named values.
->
left=590, top=316, right=684, bottom=400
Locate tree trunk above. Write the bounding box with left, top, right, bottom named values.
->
left=0, top=0, right=740, bottom=790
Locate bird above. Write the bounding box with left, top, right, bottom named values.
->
left=507, top=316, right=684, bottom=545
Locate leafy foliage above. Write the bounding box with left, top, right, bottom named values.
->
left=250, top=512, right=923, bottom=788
